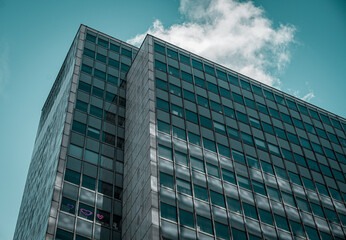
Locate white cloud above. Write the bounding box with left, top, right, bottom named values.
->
left=128, top=0, right=296, bottom=87
left=287, top=89, right=315, bottom=102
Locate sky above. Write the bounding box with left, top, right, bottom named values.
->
left=0, top=0, right=345, bottom=239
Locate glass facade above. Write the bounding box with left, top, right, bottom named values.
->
left=15, top=26, right=345, bottom=240
left=152, top=40, right=346, bottom=239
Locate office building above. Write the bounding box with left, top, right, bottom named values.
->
left=15, top=25, right=346, bottom=240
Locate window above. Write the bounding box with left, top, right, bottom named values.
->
left=269, top=108, right=280, bottom=119
left=203, top=138, right=216, bottom=152
left=257, top=103, right=268, bottom=114
left=210, top=190, right=225, bottom=207
left=232, top=150, right=245, bottom=164
left=200, top=116, right=212, bottom=128
left=61, top=197, right=76, bottom=214
left=191, top=157, right=205, bottom=172
left=237, top=175, right=251, bottom=190
left=255, top=138, right=267, bottom=151
left=90, top=105, right=103, bottom=118
left=243, top=203, right=258, bottom=220
left=274, top=127, right=287, bottom=140
left=213, top=121, right=226, bottom=134
left=96, top=209, right=110, bottom=226
left=175, top=151, right=188, bottom=166
left=158, top=120, right=170, bottom=134
left=223, top=106, right=235, bottom=118
left=249, top=117, right=261, bottom=129
left=281, top=113, right=293, bottom=124
left=161, top=202, right=177, bottom=222
left=192, top=59, right=203, bottom=70
left=267, top=187, right=281, bottom=201
left=207, top=163, right=220, bottom=178
left=228, top=75, right=239, bottom=86
left=240, top=80, right=251, bottom=91
left=275, top=94, right=285, bottom=105
left=204, top=64, right=215, bottom=76
left=188, top=132, right=201, bottom=146
left=94, top=69, right=106, bottom=80
left=105, top=92, right=116, bottom=102
left=167, top=48, right=178, bottom=60
left=194, top=77, right=205, bottom=88
left=215, top=222, right=229, bottom=239
left=121, top=48, right=132, bottom=58
left=194, top=185, right=208, bottom=201
left=154, top=43, right=165, bottom=54
left=86, top=33, right=96, bottom=42
left=286, top=99, right=297, bottom=110
left=84, top=48, right=95, bottom=58
left=92, top=87, right=104, bottom=98
left=241, top=132, right=254, bottom=145
left=98, top=38, right=108, bottom=48
left=82, top=175, right=96, bottom=190
left=96, top=53, right=106, bottom=63
left=169, top=84, right=181, bottom=96
left=282, top=192, right=296, bottom=207
left=227, top=127, right=239, bottom=140
left=246, top=155, right=259, bottom=169
left=207, top=82, right=218, bottom=93
left=222, top=169, right=236, bottom=184
left=65, top=169, right=80, bottom=185
left=289, top=172, right=302, bottom=185
left=176, top=178, right=191, bottom=195
left=259, top=209, right=273, bottom=225
left=179, top=209, right=194, bottom=228
left=156, top=78, right=168, bottom=90
left=87, top=127, right=100, bottom=140
left=197, top=216, right=213, bottom=235
left=289, top=220, right=305, bottom=237
left=155, top=60, right=167, bottom=72
left=78, top=203, right=94, bottom=220
left=181, top=71, right=193, bottom=83
left=252, top=84, right=263, bottom=96
left=98, top=181, right=112, bottom=196
left=252, top=180, right=266, bottom=195
left=261, top=161, right=274, bottom=175
left=72, top=121, right=86, bottom=134
left=156, top=98, right=169, bottom=112
left=262, top=122, right=274, bottom=134
left=160, top=172, right=174, bottom=189
left=227, top=198, right=241, bottom=213
left=180, top=54, right=190, bottom=65
left=102, top=132, right=115, bottom=145
left=168, top=65, right=179, bottom=77
left=78, top=81, right=91, bottom=93
left=81, top=64, right=92, bottom=74
left=104, top=111, right=115, bottom=123
left=220, top=88, right=231, bottom=98
left=244, top=98, right=256, bottom=109
left=232, top=92, right=244, bottom=104
left=197, top=95, right=209, bottom=108
left=110, top=43, right=120, bottom=53
left=296, top=198, right=310, bottom=212
left=158, top=145, right=173, bottom=160
left=107, top=74, right=118, bottom=85
left=216, top=69, right=227, bottom=81
left=263, top=89, right=274, bottom=101
left=274, top=214, right=289, bottom=231
left=185, top=109, right=198, bottom=123
left=76, top=100, right=88, bottom=112
left=108, top=58, right=119, bottom=69
left=210, top=101, right=222, bottom=113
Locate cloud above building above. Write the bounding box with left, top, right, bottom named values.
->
left=128, top=0, right=296, bottom=87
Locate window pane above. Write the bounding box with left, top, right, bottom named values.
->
left=210, top=190, right=225, bottom=207
left=161, top=202, right=177, bottom=222
left=179, top=209, right=194, bottom=228
left=197, top=216, right=213, bottom=235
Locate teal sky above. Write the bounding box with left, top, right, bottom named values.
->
left=0, top=0, right=345, bottom=239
